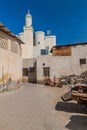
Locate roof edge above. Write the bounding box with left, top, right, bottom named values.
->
left=0, top=23, right=25, bottom=44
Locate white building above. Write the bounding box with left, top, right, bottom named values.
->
left=18, top=10, right=56, bottom=59
left=19, top=10, right=33, bottom=59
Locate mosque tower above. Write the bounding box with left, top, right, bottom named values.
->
left=25, top=9, right=32, bottom=27
left=19, top=10, right=34, bottom=59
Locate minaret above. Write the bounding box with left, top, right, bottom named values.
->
left=25, top=9, right=32, bottom=27
left=24, top=9, right=33, bottom=30
left=21, top=10, right=34, bottom=59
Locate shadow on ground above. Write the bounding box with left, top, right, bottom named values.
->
left=65, top=115, right=87, bottom=130
left=55, top=101, right=87, bottom=114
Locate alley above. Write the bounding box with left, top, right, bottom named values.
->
left=0, top=83, right=86, bottom=130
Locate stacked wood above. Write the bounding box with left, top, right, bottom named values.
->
left=61, top=90, right=72, bottom=101
left=71, top=84, right=87, bottom=104
left=62, top=83, right=87, bottom=106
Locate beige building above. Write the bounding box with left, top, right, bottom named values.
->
left=0, top=23, right=24, bottom=90
left=22, top=42, right=87, bottom=83
left=36, top=43, right=87, bottom=82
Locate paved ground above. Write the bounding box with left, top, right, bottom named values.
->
left=0, top=83, right=87, bottom=130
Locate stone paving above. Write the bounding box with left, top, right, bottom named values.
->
left=0, top=83, right=87, bottom=130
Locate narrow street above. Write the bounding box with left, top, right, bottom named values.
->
left=0, top=83, right=86, bottom=130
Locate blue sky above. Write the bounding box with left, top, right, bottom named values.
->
left=0, top=0, right=87, bottom=45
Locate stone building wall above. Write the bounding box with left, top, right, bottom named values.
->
left=37, top=44, right=87, bottom=82
left=0, top=30, right=22, bottom=88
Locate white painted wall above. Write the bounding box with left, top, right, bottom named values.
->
left=34, top=31, right=45, bottom=57
left=20, top=26, right=33, bottom=59
left=44, top=35, right=56, bottom=54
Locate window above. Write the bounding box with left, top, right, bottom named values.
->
left=43, top=67, right=50, bottom=76
left=0, top=34, right=8, bottom=50
left=43, top=63, right=45, bottom=66
left=80, top=59, right=86, bottom=65
left=23, top=68, right=28, bottom=76
left=38, top=42, right=40, bottom=44
left=10, top=42, right=18, bottom=54
left=41, top=49, right=48, bottom=55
